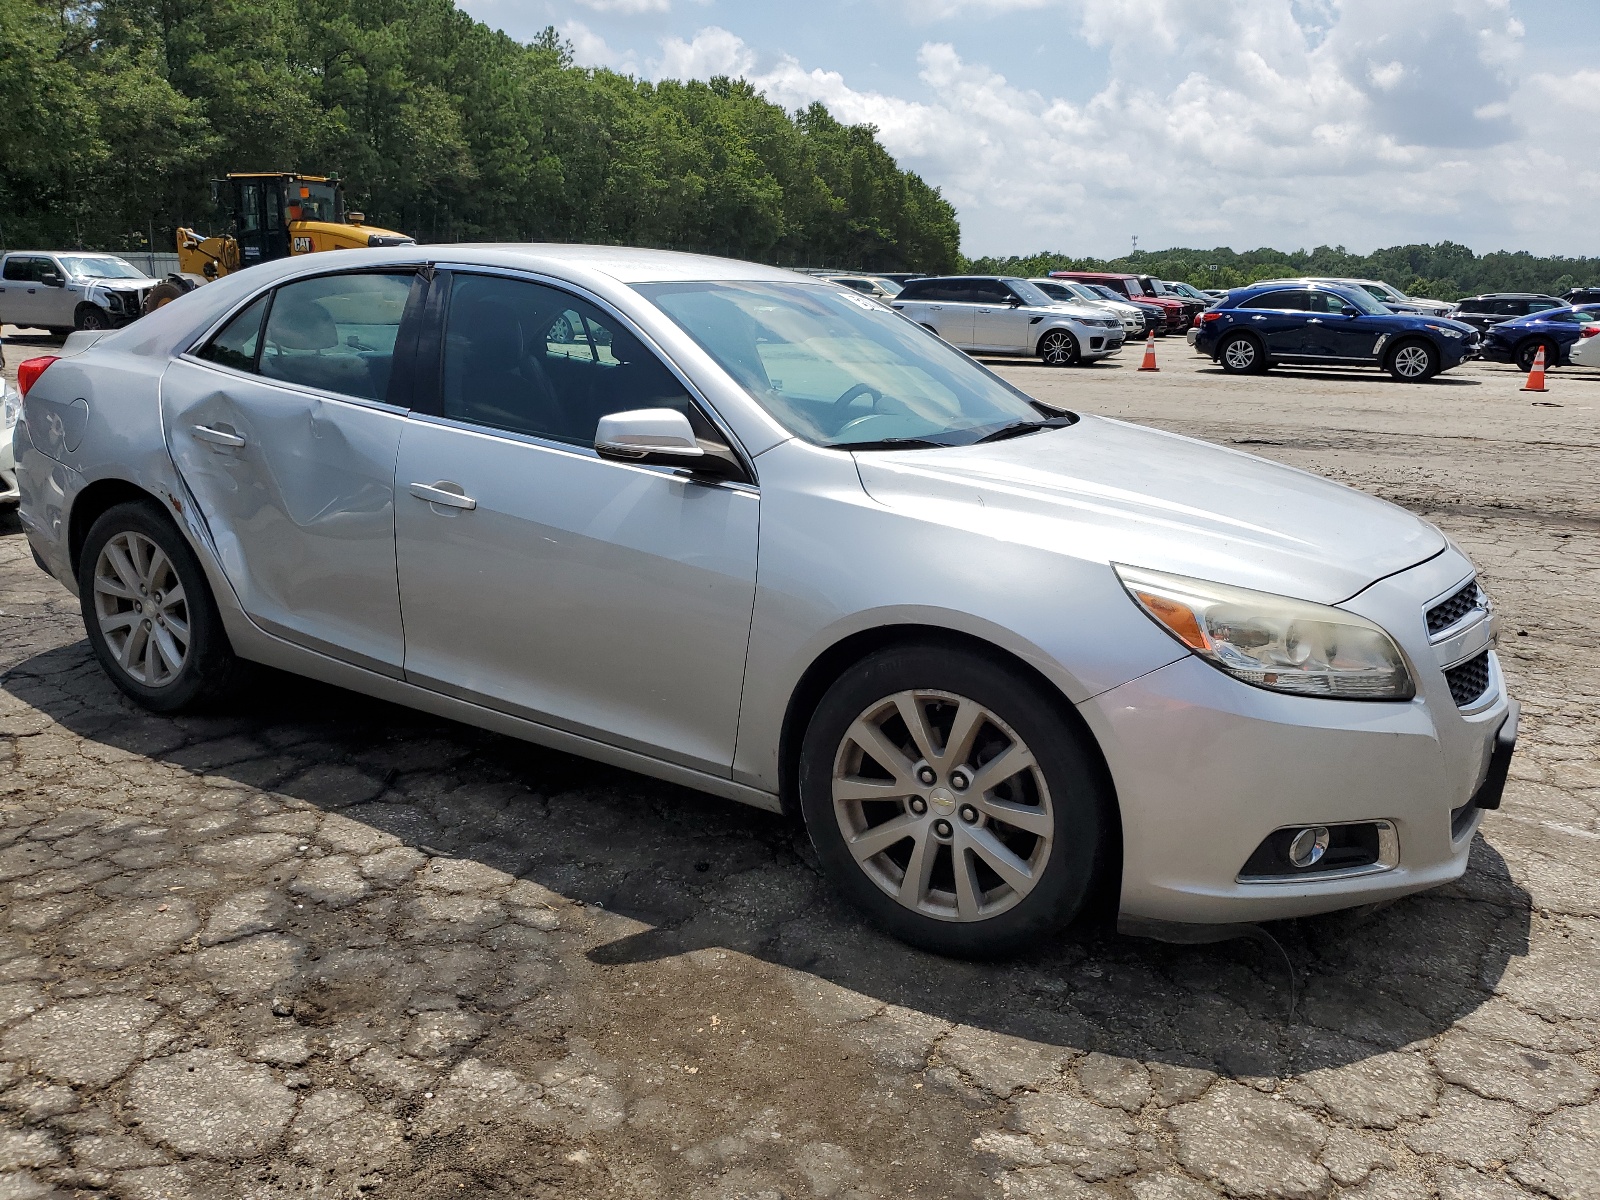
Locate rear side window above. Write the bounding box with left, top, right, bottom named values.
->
left=1526, top=301, right=1559, bottom=313
left=1240, top=290, right=1310, bottom=310
left=1456, top=300, right=1488, bottom=313
left=897, top=279, right=959, bottom=302
left=2, top=257, right=41, bottom=282
left=258, top=272, right=415, bottom=402
left=197, top=295, right=269, bottom=372
left=441, top=273, right=692, bottom=448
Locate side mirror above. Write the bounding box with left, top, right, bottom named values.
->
left=1345, top=308, right=1362, bottom=318
left=1006, top=295, right=1025, bottom=307
left=40, top=272, right=64, bottom=287
left=595, top=408, right=744, bottom=481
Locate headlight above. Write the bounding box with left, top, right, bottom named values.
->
left=1115, top=565, right=1415, bottom=700
left=1426, top=324, right=1463, bottom=338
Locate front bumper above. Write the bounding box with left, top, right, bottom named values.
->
left=1080, top=549, right=1512, bottom=924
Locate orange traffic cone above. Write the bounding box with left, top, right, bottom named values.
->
left=1521, top=345, right=1547, bottom=392
left=1137, top=332, right=1159, bottom=371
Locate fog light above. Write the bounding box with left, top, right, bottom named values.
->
left=1288, top=826, right=1329, bottom=868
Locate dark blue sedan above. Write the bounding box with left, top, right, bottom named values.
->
left=1481, top=306, right=1600, bottom=371
left=1193, top=282, right=1480, bottom=382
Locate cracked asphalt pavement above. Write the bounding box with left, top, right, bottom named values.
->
left=0, top=336, right=1597, bottom=1199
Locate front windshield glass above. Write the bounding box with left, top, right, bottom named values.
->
left=1330, top=287, right=1390, bottom=316
left=869, top=277, right=903, bottom=296
left=1361, top=283, right=1402, bottom=302
left=58, top=256, right=144, bottom=279
left=1087, top=284, right=1125, bottom=302
left=639, top=280, right=1045, bottom=449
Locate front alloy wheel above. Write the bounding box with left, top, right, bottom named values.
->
left=1387, top=339, right=1437, bottom=382
left=799, top=644, right=1107, bottom=957
left=1038, top=330, right=1079, bottom=367
left=833, top=690, right=1054, bottom=922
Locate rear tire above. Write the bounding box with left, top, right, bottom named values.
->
left=1387, top=338, right=1438, bottom=382
left=1515, top=339, right=1557, bottom=373
left=1037, top=329, right=1080, bottom=367
left=799, top=643, right=1109, bottom=958
left=74, top=304, right=111, bottom=332
left=78, top=501, right=250, bottom=713
left=1217, top=333, right=1267, bottom=374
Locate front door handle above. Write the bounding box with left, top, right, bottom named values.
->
left=409, top=481, right=476, bottom=510
left=192, top=424, right=246, bottom=448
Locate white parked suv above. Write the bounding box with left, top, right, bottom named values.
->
left=1029, top=278, right=1147, bottom=338
left=0, top=252, right=159, bottom=335
left=892, top=276, right=1125, bottom=366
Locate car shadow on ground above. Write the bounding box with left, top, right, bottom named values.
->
left=1193, top=367, right=1484, bottom=386
left=5, top=639, right=1532, bottom=1081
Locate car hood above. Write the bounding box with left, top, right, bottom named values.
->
left=853, top=414, right=1445, bottom=605
left=77, top=274, right=159, bottom=289
left=1038, top=303, right=1113, bottom=320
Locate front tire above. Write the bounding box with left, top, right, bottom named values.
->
left=1037, top=329, right=1079, bottom=367
left=78, top=501, right=249, bottom=713
left=799, top=644, right=1108, bottom=958
left=142, top=279, right=189, bottom=316
left=74, top=304, right=111, bottom=332
left=1387, top=338, right=1438, bottom=382
left=1217, top=333, right=1267, bottom=374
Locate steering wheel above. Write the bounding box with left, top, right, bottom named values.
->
left=832, top=382, right=883, bottom=416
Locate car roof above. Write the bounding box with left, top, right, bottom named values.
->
left=1460, top=292, right=1561, bottom=300
left=432, top=244, right=811, bottom=285
left=1052, top=270, right=1137, bottom=280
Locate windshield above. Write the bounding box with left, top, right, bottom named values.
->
left=868, top=277, right=903, bottom=296
left=1361, top=283, right=1403, bottom=303
left=1330, top=287, right=1391, bottom=316
left=58, top=256, right=145, bottom=280
left=1087, top=284, right=1126, bottom=302
left=639, top=280, right=1045, bottom=449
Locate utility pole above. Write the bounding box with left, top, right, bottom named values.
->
left=1131, top=235, right=1138, bottom=256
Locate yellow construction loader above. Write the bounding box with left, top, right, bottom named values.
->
left=144, top=172, right=414, bottom=313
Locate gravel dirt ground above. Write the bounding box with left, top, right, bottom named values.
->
left=0, top=328, right=1597, bottom=1200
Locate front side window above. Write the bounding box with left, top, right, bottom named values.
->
left=1526, top=301, right=1559, bottom=313
left=257, top=272, right=414, bottom=401
left=441, top=273, right=691, bottom=447
left=640, top=280, right=1043, bottom=449
left=1006, top=281, right=1055, bottom=306
left=969, top=280, right=1014, bottom=304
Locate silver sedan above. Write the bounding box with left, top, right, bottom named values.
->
left=11, top=246, right=1516, bottom=956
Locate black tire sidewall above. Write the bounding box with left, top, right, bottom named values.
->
left=1038, top=330, right=1078, bottom=367
left=78, top=501, right=240, bottom=712
left=75, top=304, right=110, bottom=331
left=799, top=644, right=1108, bottom=959
left=1516, top=339, right=1554, bottom=372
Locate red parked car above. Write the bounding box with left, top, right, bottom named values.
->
left=1051, top=271, right=1190, bottom=333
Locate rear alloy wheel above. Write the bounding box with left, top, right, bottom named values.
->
left=1218, top=333, right=1266, bottom=374
left=1038, top=329, right=1080, bottom=367
left=1387, top=338, right=1438, bottom=382
left=1516, top=339, right=1557, bottom=373
left=79, top=501, right=250, bottom=712
left=74, top=304, right=111, bottom=332
left=799, top=644, right=1107, bottom=958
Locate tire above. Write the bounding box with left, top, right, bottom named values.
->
left=1217, top=333, right=1267, bottom=374
left=798, top=643, right=1109, bottom=958
left=1387, top=338, right=1438, bottom=382
left=74, top=304, right=111, bottom=332
left=142, top=279, right=188, bottom=316
left=1515, top=339, right=1557, bottom=373
left=78, top=501, right=250, bottom=713
left=1037, top=329, right=1079, bottom=367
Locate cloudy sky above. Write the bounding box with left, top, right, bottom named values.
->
left=457, top=0, right=1599, bottom=259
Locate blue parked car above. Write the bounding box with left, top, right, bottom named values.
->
left=1481, top=305, right=1600, bottom=371
left=1193, top=282, right=1481, bottom=382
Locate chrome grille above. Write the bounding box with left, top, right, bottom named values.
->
left=1445, top=651, right=1491, bottom=707
left=1427, top=580, right=1480, bottom=636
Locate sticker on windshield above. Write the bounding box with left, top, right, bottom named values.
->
left=835, top=290, right=881, bottom=311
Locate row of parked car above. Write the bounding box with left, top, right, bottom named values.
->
left=810, top=267, right=1600, bottom=381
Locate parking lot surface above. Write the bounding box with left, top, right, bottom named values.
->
left=1, top=334, right=1598, bottom=1199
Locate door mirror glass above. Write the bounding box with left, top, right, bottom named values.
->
left=40, top=271, right=64, bottom=287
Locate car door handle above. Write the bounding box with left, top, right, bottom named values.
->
left=1307, top=318, right=1324, bottom=324
left=192, top=424, right=246, bottom=448
left=408, top=481, right=476, bottom=510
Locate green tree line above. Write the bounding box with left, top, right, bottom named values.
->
left=0, top=0, right=960, bottom=271
left=966, top=243, right=1600, bottom=302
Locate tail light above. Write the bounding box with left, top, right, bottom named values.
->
left=1197, top=311, right=1224, bottom=325
left=17, top=356, right=59, bottom=398
left=1580, top=326, right=1599, bottom=338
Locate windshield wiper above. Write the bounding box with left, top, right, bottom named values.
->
left=974, top=416, right=1076, bottom=444
left=836, top=437, right=949, bottom=451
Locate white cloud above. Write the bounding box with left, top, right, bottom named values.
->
left=563, top=20, right=633, bottom=72
left=650, top=26, right=756, bottom=80
left=577, top=0, right=670, bottom=13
